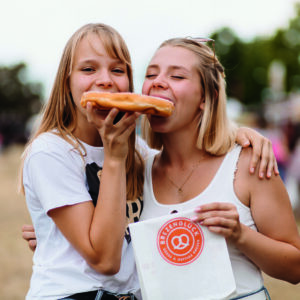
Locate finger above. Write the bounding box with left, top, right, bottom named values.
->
left=266, top=146, right=280, bottom=177
left=22, top=231, right=36, bottom=241
left=200, top=217, right=238, bottom=238
left=206, top=225, right=234, bottom=238
left=102, top=111, right=135, bottom=139
left=116, top=121, right=137, bottom=142
left=22, top=224, right=35, bottom=232
left=274, top=160, right=280, bottom=176
left=257, top=139, right=271, bottom=179
left=200, top=215, right=237, bottom=227
left=249, top=137, right=263, bottom=174
left=241, top=139, right=251, bottom=148
left=193, top=210, right=238, bottom=225
left=236, top=127, right=251, bottom=147
left=114, top=111, right=140, bottom=126
left=28, top=240, right=37, bottom=252
left=111, top=112, right=139, bottom=137
left=239, top=132, right=251, bottom=148
left=86, top=102, right=94, bottom=123
left=194, top=202, right=235, bottom=213
left=105, top=108, right=120, bottom=125
left=265, top=143, right=276, bottom=178
left=197, top=211, right=239, bottom=225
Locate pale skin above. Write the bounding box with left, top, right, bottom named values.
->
left=38, top=33, right=140, bottom=275
left=142, top=45, right=300, bottom=283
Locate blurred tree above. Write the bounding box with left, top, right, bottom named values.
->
left=210, top=3, right=300, bottom=109
left=0, top=62, right=43, bottom=147
left=272, top=3, right=300, bottom=93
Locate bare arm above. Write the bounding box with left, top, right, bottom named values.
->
left=234, top=148, right=300, bottom=283
left=193, top=148, right=300, bottom=283
left=48, top=108, right=139, bottom=275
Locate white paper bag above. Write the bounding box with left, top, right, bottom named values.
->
left=129, top=209, right=236, bottom=300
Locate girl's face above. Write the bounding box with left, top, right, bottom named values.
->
left=142, top=45, right=204, bottom=133
left=69, top=33, right=130, bottom=121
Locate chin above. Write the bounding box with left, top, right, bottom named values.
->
left=149, top=115, right=170, bottom=132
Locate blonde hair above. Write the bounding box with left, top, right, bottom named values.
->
left=142, top=38, right=237, bottom=155
left=19, top=23, right=144, bottom=199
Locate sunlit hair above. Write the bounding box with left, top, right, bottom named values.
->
left=142, top=37, right=237, bottom=155
left=19, top=23, right=144, bottom=199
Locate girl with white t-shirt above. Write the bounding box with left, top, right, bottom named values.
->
left=20, top=23, right=146, bottom=300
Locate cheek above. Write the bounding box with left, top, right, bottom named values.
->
left=116, top=77, right=130, bottom=92
left=69, top=77, right=85, bottom=107
left=69, top=74, right=83, bottom=94
left=122, top=79, right=130, bottom=92
left=141, top=81, right=149, bottom=95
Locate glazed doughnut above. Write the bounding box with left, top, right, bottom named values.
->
left=80, top=92, right=174, bottom=117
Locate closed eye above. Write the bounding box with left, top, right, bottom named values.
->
left=171, top=75, right=184, bottom=79
left=145, top=74, right=157, bottom=78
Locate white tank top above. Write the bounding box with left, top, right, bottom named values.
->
left=140, top=145, right=264, bottom=295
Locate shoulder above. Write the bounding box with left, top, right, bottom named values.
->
left=234, top=146, right=285, bottom=204
left=29, top=132, right=74, bottom=156
left=25, top=132, right=80, bottom=169
left=237, top=147, right=252, bottom=171
left=233, top=147, right=257, bottom=206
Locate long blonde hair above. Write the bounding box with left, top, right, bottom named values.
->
left=19, top=23, right=144, bottom=199
left=142, top=38, right=237, bottom=155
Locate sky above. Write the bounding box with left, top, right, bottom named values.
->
left=1, top=0, right=299, bottom=97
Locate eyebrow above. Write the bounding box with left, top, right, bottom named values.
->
left=77, top=58, right=125, bottom=65
left=147, top=64, right=190, bottom=72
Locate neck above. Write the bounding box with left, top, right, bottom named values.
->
left=73, top=121, right=103, bottom=147
left=161, top=126, right=202, bottom=164
left=159, top=129, right=206, bottom=168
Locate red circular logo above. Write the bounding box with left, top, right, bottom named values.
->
left=157, top=217, right=204, bottom=266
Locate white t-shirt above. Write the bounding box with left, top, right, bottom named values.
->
left=23, top=132, right=154, bottom=300
left=141, top=145, right=264, bottom=296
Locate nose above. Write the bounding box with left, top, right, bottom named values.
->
left=151, top=75, right=168, bottom=89
left=95, top=70, right=113, bottom=89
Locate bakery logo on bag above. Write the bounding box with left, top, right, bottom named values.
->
left=157, top=217, right=204, bottom=266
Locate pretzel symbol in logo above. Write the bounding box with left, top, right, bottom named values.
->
left=171, top=234, right=190, bottom=250
left=157, top=217, right=204, bottom=266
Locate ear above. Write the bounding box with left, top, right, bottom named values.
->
left=214, top=89, right=219, bottom=101
left=199, top=97, right=205, bottom=111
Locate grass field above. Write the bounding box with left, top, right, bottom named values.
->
left=1, top=145, right=300, bottom=299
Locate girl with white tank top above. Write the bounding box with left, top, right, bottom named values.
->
left=140, top=37, right=300, bottom=299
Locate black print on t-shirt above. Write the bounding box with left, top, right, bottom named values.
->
left=86, top=162, right=102, bottom=206
left=85, top=162, right=143, bottom=244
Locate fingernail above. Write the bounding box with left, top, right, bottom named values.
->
left=250, top=167, right=255, bottom=173
left=194, top=207, right=201, bottom=212
left=190, top=216, right=198, bottom=222
left=260, top=172, right=264, bottom=178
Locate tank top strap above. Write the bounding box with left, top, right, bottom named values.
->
left=216, top=144, right=242, bottom=186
